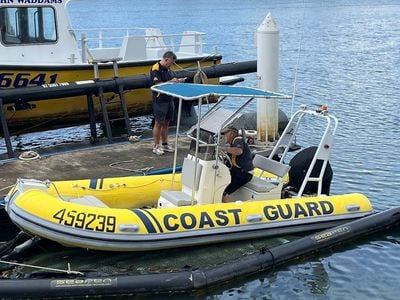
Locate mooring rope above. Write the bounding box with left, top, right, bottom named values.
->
left=18, top=151, right=40, bottom=161
left=71, top=178, right=173, bottom=192
left=0, top=259, right=84, bottom=275
left=192, top=61, right=210, bottom=110
left=108, top=161, right=154, bottom=174
left=0, top=184, right=14, bottom=193
left=172, top=54, right=216, bottom=71
left=193, top=61, right=208, bottom=84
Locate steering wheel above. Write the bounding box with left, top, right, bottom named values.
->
left=218, top=150, right=232, bottom=169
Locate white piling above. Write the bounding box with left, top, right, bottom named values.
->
left=256, top=13, right=279, bottom=142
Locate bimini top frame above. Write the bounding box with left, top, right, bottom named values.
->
left=151, top=83, right=291, bottom=189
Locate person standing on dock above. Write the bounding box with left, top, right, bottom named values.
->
left=150, top=51, right=186, bottom=155
left=220, top=126, right=254, bottom=203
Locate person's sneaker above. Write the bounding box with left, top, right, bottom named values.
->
left=162, top=144, right=175, bottom=153
left=152, top=145, right=164, bottom=155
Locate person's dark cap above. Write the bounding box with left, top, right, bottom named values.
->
left=221, top=125, right=238, bottom=134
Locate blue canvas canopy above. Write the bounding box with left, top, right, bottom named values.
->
left=151, top=83, right=290, bottom=100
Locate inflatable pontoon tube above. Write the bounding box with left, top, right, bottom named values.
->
left=0, top=207, right=399, bottom=298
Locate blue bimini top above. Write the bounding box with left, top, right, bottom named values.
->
left=151, top=83, right=290, bottom=101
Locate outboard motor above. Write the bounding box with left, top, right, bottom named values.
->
left=288, top=146, right=333, bottom=196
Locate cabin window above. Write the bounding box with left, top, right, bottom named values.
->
left=0, top=6, right=57, bottom=45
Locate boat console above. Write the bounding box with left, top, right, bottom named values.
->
left=157, top=154, right=231, bottom=208
left=158, top=109, right=234, bottom=207
left=151, top=83, right=291, bottom=208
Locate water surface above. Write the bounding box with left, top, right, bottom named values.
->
left=1, top=0, right=400, bottom=299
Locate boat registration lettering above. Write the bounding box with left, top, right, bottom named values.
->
left=0, top=72, right=58, bottom=88
left=163, top=209, right=242, bottom=231
left=53, top=209, right=116, bottom=232
left=263, top=200, right=334, bottom=221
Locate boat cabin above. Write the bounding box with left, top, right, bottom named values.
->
left=0, top=0, right=209, bottom=66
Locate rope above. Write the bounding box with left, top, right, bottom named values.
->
left=0, top=259, right=84, bottom=275
left=290, top=0, right=307, bottom=118
left=172, top=54, right=215, bottom=71
left=193, top=61, right=208, bottom=84
left=72, top=178, right=173, bottom=192
left=128, top=135, right=141, bottom=143
left=109, top=160, right=154, bottom=174
left=18, top=151, right=40, bottom=161
left=259, top=246, right=276, bottom=270
left=49, top=181, right=68, bottom=201
left=12, top=116, right=64, bottom=136
left=193, top=61, right=210, bottom=109
left=0, top=184, right=15, bottom=192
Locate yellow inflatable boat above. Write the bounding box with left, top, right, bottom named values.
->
left=5, top=84, right=374, bottom=251
left=5, top=175, right=371, bottom=251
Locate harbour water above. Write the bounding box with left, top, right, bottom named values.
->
left=1, top=0, right=400, bottom=299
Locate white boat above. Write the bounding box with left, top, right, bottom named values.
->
left=4, top=84, right=374, bottom=251
left=0, top=0, right=221, bottom=128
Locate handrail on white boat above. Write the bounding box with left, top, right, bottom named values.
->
left=70, top=27, right=206, bottom=61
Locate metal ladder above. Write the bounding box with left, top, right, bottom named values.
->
left=268, top=105, right=338, bottom=197
left=88, top=57, right=132, bottom=143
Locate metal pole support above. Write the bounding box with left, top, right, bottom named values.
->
left=0, top=98, right=14, bottom=158
left=98, top=87, right=113, bottom=143
left=117, top=84, right=132, bottom=136
left=86, top=94, right=97, bottom=143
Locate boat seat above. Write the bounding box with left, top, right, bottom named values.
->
left=67, top=195, right=109, bottom=208
left=245, top=176, right=279, bottom=193
left=244, top=155, right=290, bottom=193
left=158, top=157, right=202, bottom=207
left=160, top=190, right=197, bottom=206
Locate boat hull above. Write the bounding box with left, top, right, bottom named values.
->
left=6, top=176, right=373, bottom=251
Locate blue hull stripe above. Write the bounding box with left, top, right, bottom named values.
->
left=89, top=179, right=97, bottom=189
left=142, top=209, right=164, bottom=233
left=132, top=209, right=157, bottom=233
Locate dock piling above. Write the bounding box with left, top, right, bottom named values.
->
left=0, top=98, right=14, bottom=158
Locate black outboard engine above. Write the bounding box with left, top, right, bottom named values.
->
left=288, top=146, right=333, bottom=196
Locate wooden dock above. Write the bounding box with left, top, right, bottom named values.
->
left=0, top=138, right=190, bottom=197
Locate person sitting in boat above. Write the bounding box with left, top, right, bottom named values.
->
left=150, top=51, right=186, bottom=155
left=220, top=126, right=253, bottom=203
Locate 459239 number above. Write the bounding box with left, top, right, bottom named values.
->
left=0, top=72, right=58, bottom=88
left=53, top=209, right=116, bottom=233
